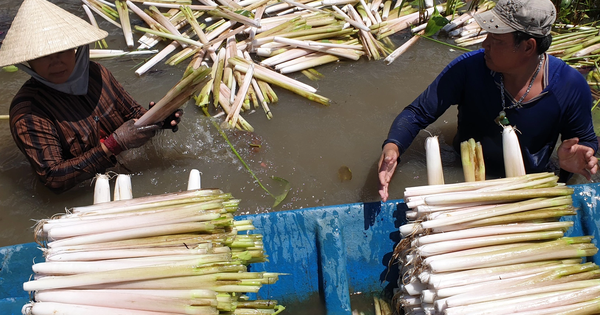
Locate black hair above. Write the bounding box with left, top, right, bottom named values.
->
left=513, top=31, right=553, bottom=54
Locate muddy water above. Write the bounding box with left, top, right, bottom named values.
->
left=1, top=0, right=592, bottom=248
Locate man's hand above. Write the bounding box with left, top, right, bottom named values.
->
left=149, top=101, right=183, bottom=132
left=378, top=143, right=400, bottom=202
left=557, top=137, right=598, bottom=180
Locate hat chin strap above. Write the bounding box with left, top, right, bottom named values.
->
left=17, top=45, right=90, bottom=96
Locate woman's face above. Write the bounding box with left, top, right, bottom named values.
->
left=28, top=49, right=76, bottom=84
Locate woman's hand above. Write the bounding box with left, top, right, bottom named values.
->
left=149, top=101, right=183, bottom=132
left=378, top=143, right=400, bottom=202
left=102, top=119, right=160, bottom=156
left=557, top=137, right=598, bottom=180
left=114, top=119, right=160, bottom=150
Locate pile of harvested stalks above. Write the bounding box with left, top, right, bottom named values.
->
left=80, top=0, right=469, bottom=130
left=80, top=0, right=600, bottom=128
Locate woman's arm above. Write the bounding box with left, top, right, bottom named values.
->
left=11, top=113, right=116, bottom=193
left=96, top=62, right=147, bottom=120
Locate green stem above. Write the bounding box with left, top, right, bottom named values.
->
left=592, top=98, right=600, bottom=111
left=134, top=26, right=203, bottom=47
left=210, top=120, right=275, bottom=200
left=552, top=30, right=596, bottom=44
left=562, top=54, right=600, bottom=62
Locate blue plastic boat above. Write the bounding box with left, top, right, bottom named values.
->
left=1, top=183, right=599, bottom=315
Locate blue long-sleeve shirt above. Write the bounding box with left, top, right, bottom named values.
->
left=385, top=49, right=597, bottom=177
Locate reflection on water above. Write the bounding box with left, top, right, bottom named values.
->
left=3, top=0, right=593, bottom=248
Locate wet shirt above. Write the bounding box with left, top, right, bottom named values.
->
left=384, top=49, right=598, bottom=177
left=9, top=62, right=146, bottom=193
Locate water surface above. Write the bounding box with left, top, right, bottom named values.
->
left=1, top=0, right=591, bottom=248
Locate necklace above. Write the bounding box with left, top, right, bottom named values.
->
left=495, top=55, right=544, bottom=126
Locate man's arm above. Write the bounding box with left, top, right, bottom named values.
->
left=556, top=63, right=598, bottom=180
left=378, top=142, right=400, bottom=202
left=377, top=50, right=475, bottom=199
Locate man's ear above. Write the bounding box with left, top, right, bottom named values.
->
left=523, top=38, right=537, bottom=57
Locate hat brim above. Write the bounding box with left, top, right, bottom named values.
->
left=474, top=9, right=515, bottom=34
left=0, top=37, right=106, bottom=68
left=0, top=0, right=108, bottom=68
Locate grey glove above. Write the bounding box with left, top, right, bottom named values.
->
left=112, top=119, right=160, bottom=151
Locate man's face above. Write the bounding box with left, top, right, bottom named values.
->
left=28, top=49, right=76, bottom=84
left=481, top=33, right=523, bottom=73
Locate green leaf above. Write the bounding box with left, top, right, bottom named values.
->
left=423, top=6, right=449, bottom=37
left=273, top=305, right=286, bottom=315
left=233, top=251, right=253, bottom=262
left=561, top=0, right=572, bottom=8
left=212, top=217, right=234, bottom=227
left=234, top=9, right=254, bottom=18
left=301, top=69, right=324, bottom=81
left=2, top=65, right=18, bottom=73
left=271, top=176, right=291, bottom=207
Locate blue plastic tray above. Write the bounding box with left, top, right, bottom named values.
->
left=1, top=183, right=599, bottom=315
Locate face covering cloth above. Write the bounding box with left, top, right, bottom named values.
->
left=16, top=45, right=90, bottom=95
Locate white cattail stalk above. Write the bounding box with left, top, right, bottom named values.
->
left=226, top=64, right=255, bottom=127
left=94, top=174, right=111, bottom=204
left=135, top=41, right=180, bottom=76
left=426, top=136, right=444, bottom=185
left=503, top=125, right=526, bottom=177
left=24, top=302, right=187, bottom=315
left=33, top=290, right=218, bottom=314
left=90, top=49, right=158, bottom=59
left=144, top=3, right=216, bottom=10
left=23, top=256, right=232, bottom=291
left=385, top=30, right=424, bottom=65
left=115, top=0, right=134, bottom=48
left=113, top=174, right=133, bottom=201
left=188, top=169, right=202, bottom=190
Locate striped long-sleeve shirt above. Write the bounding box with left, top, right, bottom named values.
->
left=9, top=61, right=146, bottom=193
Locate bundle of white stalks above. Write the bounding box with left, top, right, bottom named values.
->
left=82, top=0, right=122, bottom=28
left=393, top=171, right=599, bottom=315
left=460, top=138, right=484, bottom=182
left=23, top=170, right=285, bottom=315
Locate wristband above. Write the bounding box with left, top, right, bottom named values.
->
left=101, top=134, right=123, bottom=156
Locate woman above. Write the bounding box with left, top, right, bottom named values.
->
left=0, top=0, right=180, bottom=193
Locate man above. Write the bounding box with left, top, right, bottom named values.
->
left=0, top=0, right=180, bottom=193
left=378, top=0, right=598, bottom=201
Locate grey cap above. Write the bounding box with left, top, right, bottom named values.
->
left=474, top=0, right=556, bottom=37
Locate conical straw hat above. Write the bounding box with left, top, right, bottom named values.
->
left=0, top=0, right=108, bottom=67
